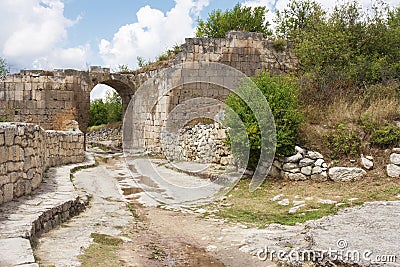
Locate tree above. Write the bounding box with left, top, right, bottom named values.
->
left=196, top=4, right=271, bottom=38
left=105, top=91, right=122, bottom=123
left=0, top=58, right=9, bottom=79
left=88, top=99, right=108, bottom=126
left=275, top=0, right=325, bottom=40
left=276, top=0, right=400, bottom=88
left=224, top=72, right=302, bottom=169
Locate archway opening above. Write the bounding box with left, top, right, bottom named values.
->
left=87, top=84, right=123, bottom=151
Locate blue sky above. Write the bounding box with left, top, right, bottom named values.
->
left=0, top=0, right=397, bottom=99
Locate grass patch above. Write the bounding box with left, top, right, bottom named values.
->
left=206, top=177, right=400, bottom=227
left=126, top=203, right=141, bottom=220
left=91, top=233, right=123, bottom=246
left=78, top=233, right=124, bottom=267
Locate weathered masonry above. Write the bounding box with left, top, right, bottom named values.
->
left=0, top=122, right=84, bottom=205
left=0, top=31, right=297, bottom=138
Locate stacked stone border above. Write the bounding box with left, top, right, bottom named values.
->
left=0, top=153, right=95, bottom=267
left=160, top=123, right=374, bottom=182
left=0, top=122, right=85, bottom=205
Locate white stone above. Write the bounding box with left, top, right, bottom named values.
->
left=299, top=158, right=314, bottom=167
left=284, top=172, right=308, bottom=181
left=390, top=153, right=400, bottom=165
left=348, top=198, right=359, bottom=202
left=318, top=199, right=337, bottom=204
left=328, top=167, right=367, bottom=182
left=307, top=151, right=323, bottom=160
left=392, top=148, right=400, bottom=153
left=312, top=166, right=323, bottom=174
left=386, top=164, right=400, bottom=178
left=206, top=245, right=218, bottom=252
left=284, top=153, right=303, bottom=163
left=282, top=162, right=299, bottom=171
left=315, top=158, right=325, bottom=167
left=365, top=155, right=374, bottom=161
left=361, top=155, right=373, bottom=170
left=289, top=204, right=305, bottom=214
left=270, top=194, right=284, bottom=202
left=301, top=166, right=312, bottom=176
left=278, top=198, right=290, bottom=206
left=295, top=146, right=306, bottom=155
left=293, top=200, right=305, bottom=206
left=305, top=197, right=313, bottom=201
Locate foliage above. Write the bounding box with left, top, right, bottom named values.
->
left=196, top=4, right=272, bottom=38
left=0, top=57, right=9, bottom=79
left=136, top=56, right=153, bottom=68
left=118, top=64, right=130, bottom=72
left=157, top=45, right=181, bottom=61
left=88, top=91, right=122, bottom=127
left=370, top=124, right=400, bottom=148
left=325, top=123, right=361, bottom=159
left=276, top=0, right=400, bottom=89
left=224, top=72, right=302, bottom=169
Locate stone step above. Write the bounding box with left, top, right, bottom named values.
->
left=0, top=153, right=96, bottom=266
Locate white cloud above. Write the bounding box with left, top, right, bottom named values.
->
left=0, top=0, right=90, bottom=70
left=91, top=84, right=115, bottom=100
left=32, top=44, right=92, bottom=70
left=99, top=0, right=210, bottom=69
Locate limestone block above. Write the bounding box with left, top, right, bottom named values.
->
left=3, top=183, right=14, bottom=202
left=307, top=151, right=323, bottom=160
left=301, top=166, right=312, bottom=176
left=314, top=158, right=325, bottom=167
left=0, top=175, right=9, bottom=186
left=299, top=158, right=314, bottom=167
left=390, top=153, right=400, bottom=165
left=311, top=171, right=328, bottom=182
left=328, top=167, right=367, bottom=182
left=361, top=155, right=373, bottom=170
left=284, top=153, right=303, bottom=163
left=387, top=164, right=400, bottom=178
left=283, top=172, right=308, bottom=181
left=282, top=162, right=299, bottom=171
left=0, top=133, right=4, bottom=145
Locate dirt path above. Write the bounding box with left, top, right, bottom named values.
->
left=32, top=151, right=400, bottom=266
left=34, top=152, right=283, bottom=266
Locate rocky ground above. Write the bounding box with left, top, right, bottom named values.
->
left=32, top=150, right=400, bottom=267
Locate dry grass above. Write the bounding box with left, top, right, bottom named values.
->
left=299, top=81, right=400, bottom=163
left=206, top=176, right=400, bottom=227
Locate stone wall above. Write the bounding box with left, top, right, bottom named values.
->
left=1, top=32, right=297, bottom=147
left=161, top=123, right=231, bottom=164
left=45, top=130, right=85, bottom=167
left=0, top=122, right=84, bottom=205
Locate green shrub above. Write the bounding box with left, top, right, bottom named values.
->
left=224, top=72, right=302, bottom=169
left=325, top=123, right=361, bottom=158
left=272, top=38, right=287, bottom=52
left=370, top=125, right=400, bottom=148
left=88, top=91, right=122, bottom=127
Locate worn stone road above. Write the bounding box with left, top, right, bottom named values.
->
left=34, top=152, right=400, bottom=267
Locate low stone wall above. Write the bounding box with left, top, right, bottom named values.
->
left=270, top=146, right=329, bottom=181
left=0, top=122, right=84, bottom=205
left=45, top=130, right=85, bottom=167
left=161, top=123, right=231, bottom=164
left=160, top=124, right=333, bottom=181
